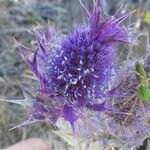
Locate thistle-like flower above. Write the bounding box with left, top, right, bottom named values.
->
left=1, top=0, right=132, bottom=131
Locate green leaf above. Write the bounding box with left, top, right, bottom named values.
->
left=135, top=62, right=147, bottom=85
left=143, top=11, right=150, bottom=25
left=135, top=62, right=150, bottom=101
left=137, top=85, right=150, bottom=101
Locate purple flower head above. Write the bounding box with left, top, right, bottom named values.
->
left=79, top=42, right=150, bottom=149
left=2, top=0, right=132, bottom=130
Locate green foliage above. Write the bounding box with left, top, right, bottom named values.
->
left=135, top=62, right=150, bottom=101
left=135, top=62, right=147, bottom=85
left=25, top=14, right=37, bottom=25
left=143, top=11, right=150, bottom=25
left=137, top=85, right=150, bottom=101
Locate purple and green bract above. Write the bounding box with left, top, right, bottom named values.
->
left=4, top=0, right=131, bottom=130
left=82, top=45, right=150, bottom=149
left=77, top=44, right=150, bottom=149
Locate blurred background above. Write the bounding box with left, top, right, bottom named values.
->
left=0, top=0, right=150, bottom=149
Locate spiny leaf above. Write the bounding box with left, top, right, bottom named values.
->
left=0, top=82, right=35, bottom=106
